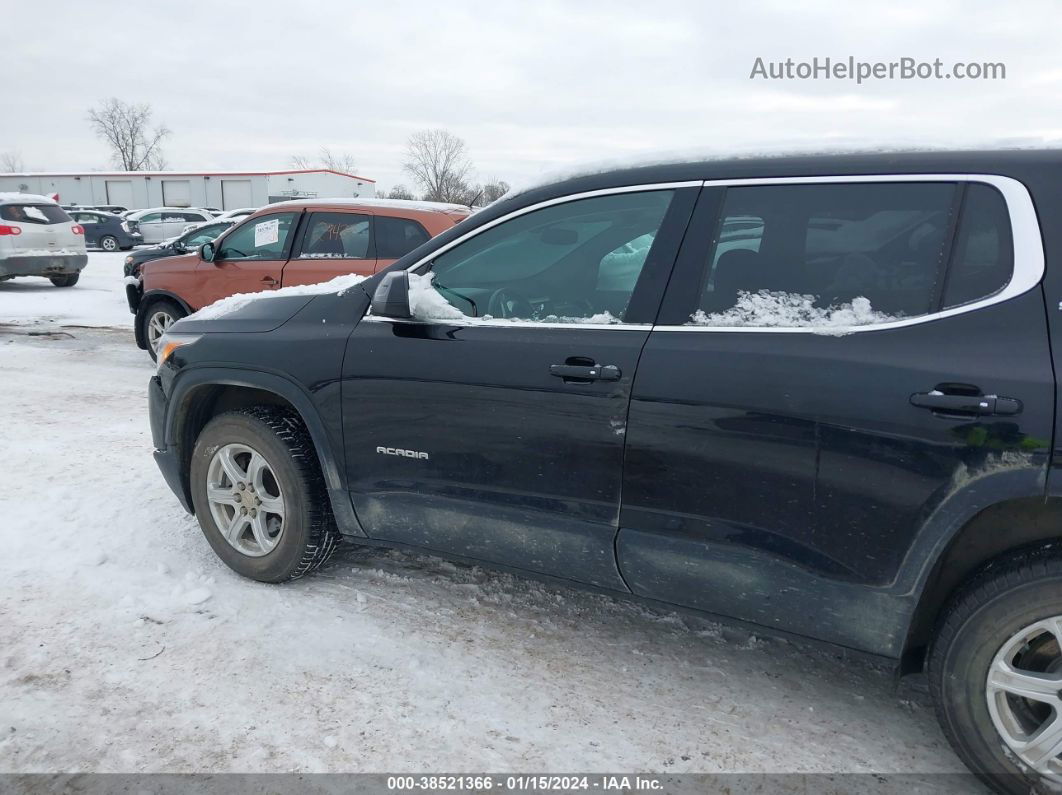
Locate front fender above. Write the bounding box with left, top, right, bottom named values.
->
left=163, top=365, right=364, bottom=537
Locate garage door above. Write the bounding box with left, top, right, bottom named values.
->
left=105, top=180, right=134, bottom=207
left=221, top=179, right=253, bottom=209
left=161, top=179, right=191, bottom=207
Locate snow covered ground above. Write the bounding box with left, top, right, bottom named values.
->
left=0, top=250, right=133, bottom=329
left=0, top=253, right=979, bottom=790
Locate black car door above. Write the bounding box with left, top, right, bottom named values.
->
left=340, top=185, right=698, bottom=589
left=617, top=176, right=1054, bottom=655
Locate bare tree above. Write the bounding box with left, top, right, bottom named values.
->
left=87, top=98, right=170, bottom=170
left=403, top=129, right=473, bottom=203
left=386, top=184, right=416, bottom=200
left=291, top=147, right=358, bottom=173
left=319, top=147, right=358, bottom=174
left=1, top=151, right=25, bottom=172
left=480, top=179, right=510, bottom=204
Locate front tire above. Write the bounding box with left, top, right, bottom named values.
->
left=99, top=235, right=118, bottom=252
left=929, top=547, right=1062, bottom=794
left=141, top=299, right=185, bottom=361
left=189, top=407, right=340, bottom=583
left=50, top=273, right=79, bottom=287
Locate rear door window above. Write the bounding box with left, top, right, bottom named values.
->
left=690, top=182, right=955, bottom=327
left=1, top=203, right=71, bottom=225
left=297, top=213, right=372, bottom=259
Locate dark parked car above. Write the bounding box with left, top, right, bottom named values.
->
left=151, top=149, right=1062, bottom=794
left=123, top=219, right=235, bottom=279
left=68, top=210, right=142, bottom=251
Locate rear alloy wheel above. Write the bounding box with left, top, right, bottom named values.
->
left=99, top=235, right=118, bottom=252
left=49, top=273, right=79, bottom=287
left=929, top=548, right=1062, bottom=794
left=189, top=407, right=340, bottom=582
left=141, top=299, right=185, bottom=361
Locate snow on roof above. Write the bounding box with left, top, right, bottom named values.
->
left=0, top=191, right=57, bottom=205
left=1, top=168, right=376, bottom=182
left=271, top=197, right=471, bottom=214
left=500, top=138, right=1062, bottom=202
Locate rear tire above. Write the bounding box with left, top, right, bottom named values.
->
left=189, top=407, right=341, bottom=583
left=50, top=274, right=79, bottom=287
left=100, top=235, right=118, bottom=252
left=929, top=547, right=1062, bottom=794
left=140, top=299, right=186, bottom=361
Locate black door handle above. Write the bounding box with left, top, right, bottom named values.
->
left=549, top=363, right=621, bottom=382
left=910, top=391, right=1022, bottom=416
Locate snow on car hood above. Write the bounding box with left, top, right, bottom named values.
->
left=174, top=273, right=367, bottom=333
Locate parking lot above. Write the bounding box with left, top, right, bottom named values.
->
left=0, top=252, right=974, bottom=788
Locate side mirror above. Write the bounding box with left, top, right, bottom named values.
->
left=199, top=242, right=216, bottom=262
left=371, top=271, right=412, bottom=319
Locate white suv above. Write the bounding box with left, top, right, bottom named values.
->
left=124, top=207, right=214, bottom=244
left=0, top=193, right=88, bottom=287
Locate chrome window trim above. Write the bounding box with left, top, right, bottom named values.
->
left=374, top=174, right=1041, bottom=334
left=362, top=316, right=654, bottom=331
left=655, top=173, right=1042, bottom=334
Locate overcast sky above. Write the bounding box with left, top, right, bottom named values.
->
left=3, top=0, right=1062, bottom=193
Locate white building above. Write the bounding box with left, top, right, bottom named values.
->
left=0, top=169, right=376, bottom=210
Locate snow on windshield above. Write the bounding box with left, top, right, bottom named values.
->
left=190, top=273, right=366, bottom=321
left=688, top=290, right=900, bottom=334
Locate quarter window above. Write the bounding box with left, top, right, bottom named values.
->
left=941, top=184, right=1013, bottom=309
left=690, top=182, right=955, bottom=328
left=423, top=190, right=674, bottom=323
left=298, top=213, right=371, bottom=259
left=217, top=213, right=297, bottom=261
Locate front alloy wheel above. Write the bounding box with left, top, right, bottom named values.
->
left=140, top=299, right=185, bottom=361
left=147, top=309, right=175, bottom=351
left=206, top=443, right=286, bottom=557
left=189, top=407, right=340, bottom=582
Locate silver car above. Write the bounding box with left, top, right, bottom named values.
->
left=0, top=193, right=87, bottom=287
left=124, top=207, right=214, bottom=244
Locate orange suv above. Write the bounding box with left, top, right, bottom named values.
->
left=129, top=199, right=469, bottom=358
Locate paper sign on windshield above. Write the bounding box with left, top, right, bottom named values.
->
left=254, top=218, right=280, bottom=248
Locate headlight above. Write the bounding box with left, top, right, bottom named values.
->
left=124, top=255, right=134, bottom=265
left=157, top=333, right=202, bottom=370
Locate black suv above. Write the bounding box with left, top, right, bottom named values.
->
left=150, top=150, right=1062, bottom=793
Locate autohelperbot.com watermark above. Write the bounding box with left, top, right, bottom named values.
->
left=750, top=56, right=1006, bottom=83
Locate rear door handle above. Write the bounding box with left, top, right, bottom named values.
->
left=549, top=363, right=621, bottom=382
left=910, top=391, right=1022, bottom=416
left=261, top=276, right=279, bottom=288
